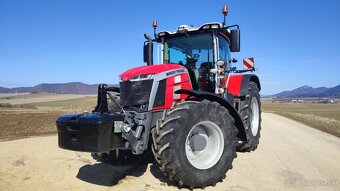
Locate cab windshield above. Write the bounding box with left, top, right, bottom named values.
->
left=163, top=33, right=214, bottom=66
left=163, top=33, right=214, bottom=90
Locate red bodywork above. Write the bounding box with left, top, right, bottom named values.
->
left=153, top=73, right=191, bottom=110
left=120, top=64, right=192, bottom=111
left=120, top=64, right=249, bottom=109
left=120, top=64, right=186, bottom=81
left=221, top=74, right=244, bottom=97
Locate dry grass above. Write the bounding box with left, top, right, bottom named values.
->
left=31, top=96, right=97, bottom=110
left=262, top=101, right=340, bottom=137
left=0, top=93, right=92, bottom=105
left=0, top=93, right=30, bottom=98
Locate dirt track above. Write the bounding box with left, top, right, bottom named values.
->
left=0, top=113, right=339, bottom=191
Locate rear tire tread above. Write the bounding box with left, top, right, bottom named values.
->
left=237, top=82, right=262, bottom=152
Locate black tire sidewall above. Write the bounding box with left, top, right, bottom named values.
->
left=170, top=101, right=237, bottom=186
left=247, top=83, right=261, bottom=141
left=238, top=82, right=261, bottom=151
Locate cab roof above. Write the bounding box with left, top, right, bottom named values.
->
left=155, top=22, right=231, bottom=41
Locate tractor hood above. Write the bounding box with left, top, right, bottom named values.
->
left=120, top=64, right=185, bottom=81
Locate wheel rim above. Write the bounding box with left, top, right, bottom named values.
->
left=250, top=97, right=260, bottom=136
left=185, top=121, right=224, bottom=170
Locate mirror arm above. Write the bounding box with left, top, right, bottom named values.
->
left=226, top=24, right=240, bottom=30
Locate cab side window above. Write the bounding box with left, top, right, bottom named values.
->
left=217, top=35, right=231, bottom=69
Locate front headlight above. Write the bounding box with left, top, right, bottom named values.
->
left=129, top=74, right=155, bottom=81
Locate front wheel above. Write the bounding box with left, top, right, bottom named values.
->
left=151, top=100, right=238, bottom=189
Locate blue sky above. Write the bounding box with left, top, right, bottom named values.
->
left=0, top=0, right=339, bottom=95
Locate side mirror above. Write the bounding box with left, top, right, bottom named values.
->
left=216, top=60, right=225, bottom=67
left=143, top=42, right=153, bottom=65
left=230, top=29, right=240, bottom=52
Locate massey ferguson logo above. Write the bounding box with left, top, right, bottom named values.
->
left=166, top=69, right=185, bottom=76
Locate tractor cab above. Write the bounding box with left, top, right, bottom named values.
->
left=144, top=21, right=241, bottom=94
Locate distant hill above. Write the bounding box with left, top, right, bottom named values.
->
left=273, top=85, right=340, bottom=98
left=0, top=87, right=11, bottom=93
left=0, top=82, right=105, bottom=94
left=319, top=85, right=340, bottom=97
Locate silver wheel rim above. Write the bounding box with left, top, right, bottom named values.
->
left=250, top=97, right=260, bottom=136
left=185, top=121, right=224, bottom=170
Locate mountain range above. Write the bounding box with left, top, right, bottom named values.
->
left=1, top=83, right=339, bottom=97
left=0, top=82, right=100, bottom=94
left=272, top=85, right=340, bottom=98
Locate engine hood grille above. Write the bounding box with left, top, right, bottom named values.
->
left=119, top=80, right=153, bottom=107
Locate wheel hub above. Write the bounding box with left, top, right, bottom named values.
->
left=189, top=134, right=207, bottom=151
left=185, top=121, right=224, bottom=170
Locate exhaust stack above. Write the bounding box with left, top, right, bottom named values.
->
left=143, top=34, right=153, bottom=65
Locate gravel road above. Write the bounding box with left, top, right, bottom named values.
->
left=0, top=113, right=339, bottom=191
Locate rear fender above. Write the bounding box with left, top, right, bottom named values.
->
left=175, top=89, right=247, bottom=141
left=228, top=74, right=261, bottom=97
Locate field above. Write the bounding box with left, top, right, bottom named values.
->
left=262, top=101, right=340, bottom=137
left=0, top=93, right=90, bottom=105
left=0, top=93, right=96, bottom=141
left=1, top=93, right=339, bottom=141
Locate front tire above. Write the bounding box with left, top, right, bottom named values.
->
left=151, top=100, right=238, bottom=189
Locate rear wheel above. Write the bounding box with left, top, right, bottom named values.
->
left=237, top=82, right=261, bottom=152
left=151, top=100, right=238, bottom=189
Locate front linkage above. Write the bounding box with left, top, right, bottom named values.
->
left=56, top=84, right=153, bottom=155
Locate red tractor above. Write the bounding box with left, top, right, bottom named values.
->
left=57, top=5, right=261, bottom=189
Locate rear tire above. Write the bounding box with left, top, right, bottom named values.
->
left=151, top=100, right=238, bottom=189
left=237, top=82, right=262, bottom=152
